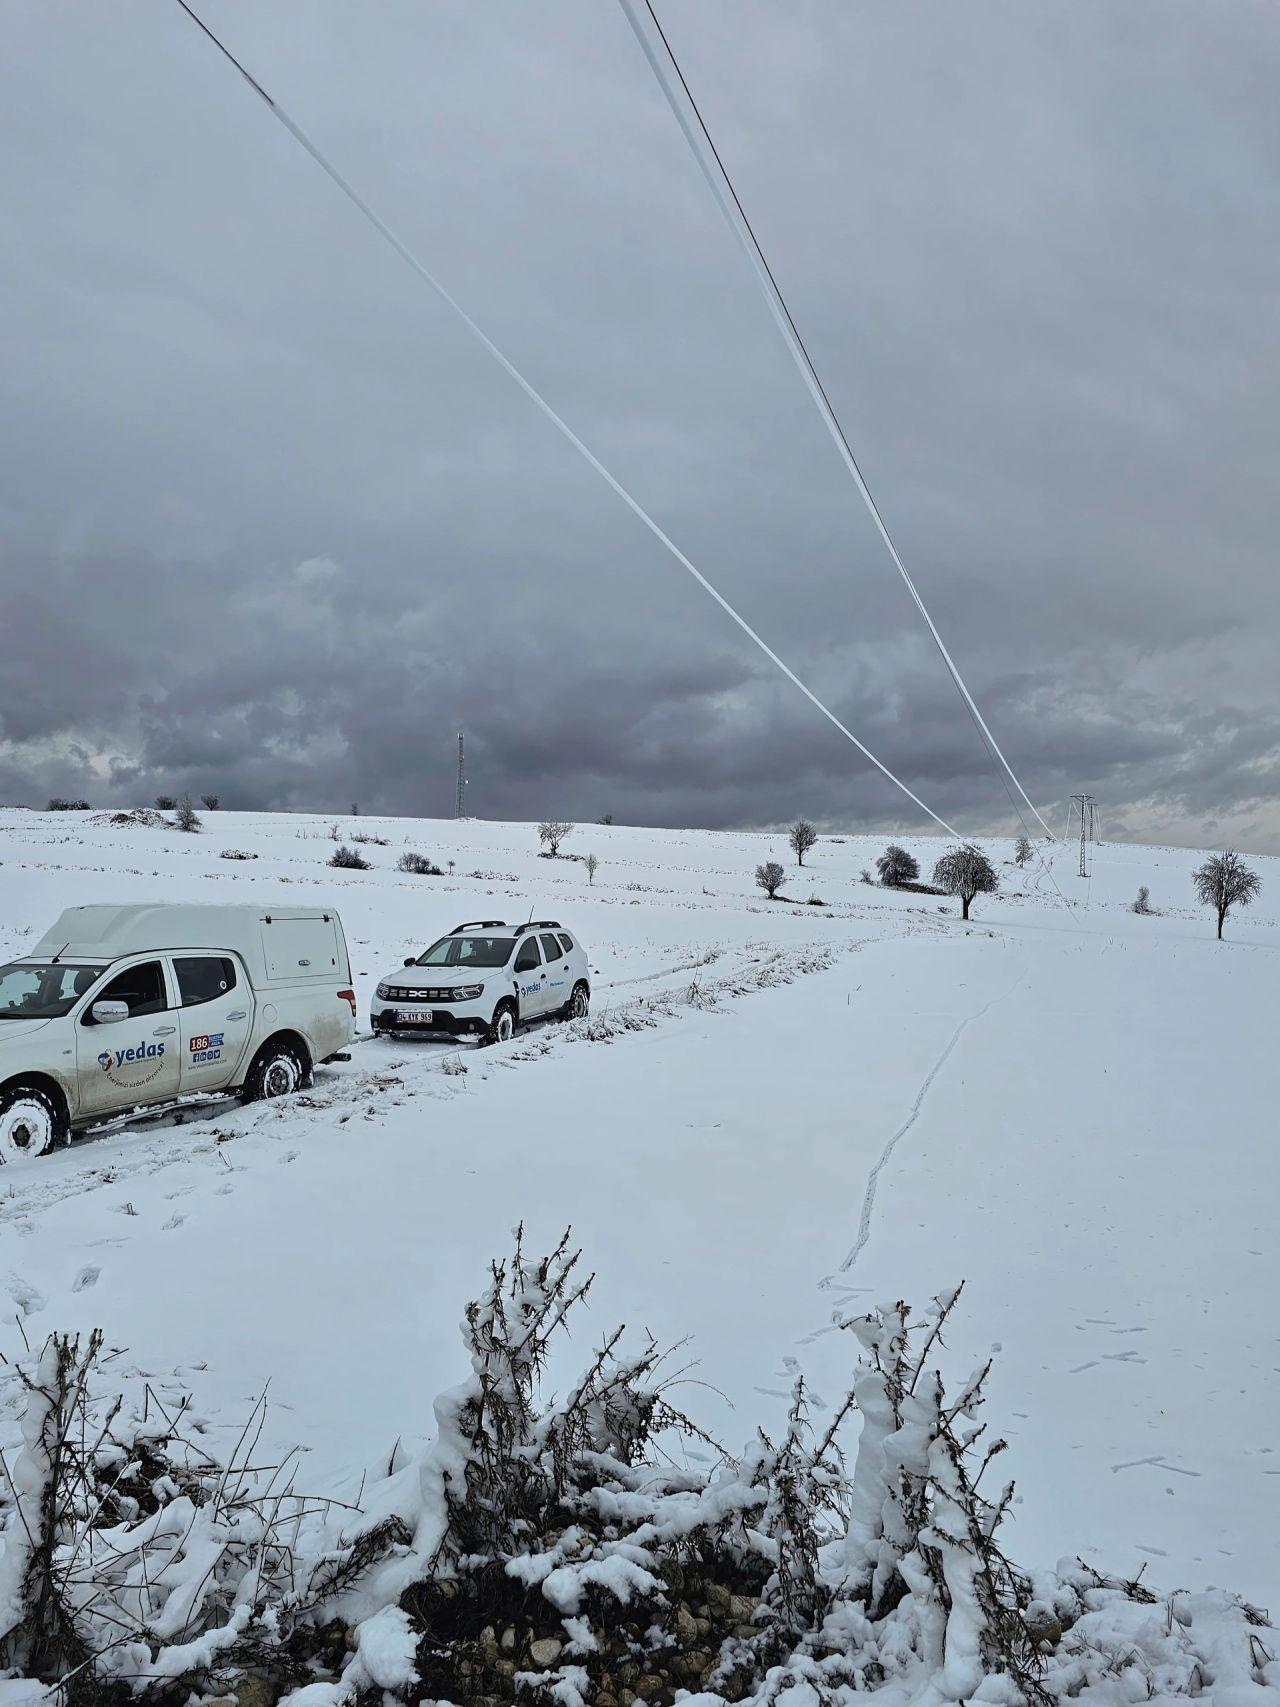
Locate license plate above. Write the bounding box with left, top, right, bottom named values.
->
left=393, top=1008, right=434, bottom=1026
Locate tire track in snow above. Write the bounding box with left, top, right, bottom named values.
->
left=823, top=975, right=1025, bottom=1285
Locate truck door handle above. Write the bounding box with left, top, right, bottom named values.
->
left=227, top=1010, right=247, bottom=1021
left=154, top=1025, right=176, bottom=1036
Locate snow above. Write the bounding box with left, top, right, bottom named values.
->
left=0, top=804, right=1277, bottom=1666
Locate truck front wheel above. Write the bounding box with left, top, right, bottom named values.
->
left=0, top=1083, right=66, bottom=1161
left=242, top=1039, right=309, bottom=1103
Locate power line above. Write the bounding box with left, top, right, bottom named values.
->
left=169, top=0, right=969, bottom=840
left=615, top=0, right=1056, bottom=845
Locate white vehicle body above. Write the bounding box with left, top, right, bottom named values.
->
left=370, top=919, right=590, bottom=1044
left=0, top=904, right=357, bottom=1158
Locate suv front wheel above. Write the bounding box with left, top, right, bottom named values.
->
left=485, top=1000, right=518, bottom=1046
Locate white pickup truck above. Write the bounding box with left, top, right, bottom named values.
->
left=0, top=904, right=358, bottom=1159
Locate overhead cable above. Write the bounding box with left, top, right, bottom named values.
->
left=616, top=0, right=1056, bottom=843
left=170, top=0, right=968, bottom=839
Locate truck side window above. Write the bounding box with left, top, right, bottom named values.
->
left=540, top=933, right=564, bottom=962
left=514, top=939, right=541, bottom=974
left=88, top=961, right=167, bottom=1020
left=174, top=956, right=237, bottom=1007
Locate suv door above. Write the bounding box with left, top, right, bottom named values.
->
left=539, top=932, right=571, bottom=1009
left=75, top=959, right=180, bottom=1121
left=171, top=954, right=252, bottom=1093
left=512, top=935, right=550, bottom=1018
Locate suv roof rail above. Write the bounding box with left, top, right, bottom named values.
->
left=513, top=919, right=562, bottom=936
left=450, top=919, right=509, bottom=934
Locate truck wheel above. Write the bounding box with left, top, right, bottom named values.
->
left=485, top=1000, right=517, bottom=1046
left=242, top=1039, right=308, bottom=1103
left=563, top=982, right=590, bottom=1021
left=0, top=1084, right=64, bottom=1161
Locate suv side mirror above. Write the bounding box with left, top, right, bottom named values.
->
left=91, top=1000, right=129, bottom=1026
left=403, top=957, right=416, bottom=967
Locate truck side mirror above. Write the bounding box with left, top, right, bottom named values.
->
left=91, top=1000, right=129, bottom=1026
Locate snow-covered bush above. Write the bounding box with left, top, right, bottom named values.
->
left=173, top=795, right=202, bottom=834
left=1015, top=835, right=1034, bottom=866
left=397, top=850, right=443, bottom=875
left=329, top=844, right=370, bottom=869
left=1132, top=885, right=1156, bottom=914
left=219, top=848, right=258, bottom=861
left=2, top=1248, right=1272, bottom=1707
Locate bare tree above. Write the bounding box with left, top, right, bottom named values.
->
left=538, top=820, right=574, bottom=857
left=875, top=843, right=919, bottom=887
left=174, top=795, right=203, bottom=833
left=1014, top=835, right=1033, bottom=867
left=585, top=852, right=600, bottom=884
left=1192, top=849, right=1261, bottom=940
left=788, top=820, right=818, bottom=867
left=933, top=844, right=998, bottom=920
left=201, top=794, right=220, bottom=811
left=154, top=795, right=176, bottom=811
left=756, top=860, right=787, bottom=900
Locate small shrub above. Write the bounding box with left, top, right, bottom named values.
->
left=806, top=895, right=826, bottom=907
left=1132, top=885, right=1155, bottom=915
left=352, top=830, right=389, bottom=846
left=154, top=795, right=176, bottom=811
left=46, top=797, right=91, bottom=811
left=328, top=822, right=342, bottom=840
left=756, top=860, right=786, bottom=899
left=597, top=813, right=613, bottom=825
left=398, top=851, right=443, bottom=876
left=1014, top=834, right=1033, bottom=866
left=220, top=849, right=258, bottom=861
left=538, top=819, right=574, bottom=857
left=860, top=868, right=874, bottom=884
left=585, top=852, right=600, bottom=884
left=201, top=794, right=220, bottom=811
left=330, top=845, right=371, bottom=870
left=174, top=795, right=202, bottom=833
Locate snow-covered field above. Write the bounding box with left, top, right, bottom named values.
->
left=1, top=805, right=1276, bottom=1622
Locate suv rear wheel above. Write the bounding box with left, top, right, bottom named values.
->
left=563, top=982, right=590, bottom=1021
left=0, top=1083, right=65, bottom=1161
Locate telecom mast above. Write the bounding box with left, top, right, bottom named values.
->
left=455, top=732, right=467, bottom=820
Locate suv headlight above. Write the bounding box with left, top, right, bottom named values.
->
left=375, top=982, right=391, bottom=1000
left=451, top=983, right=485, bottom=1001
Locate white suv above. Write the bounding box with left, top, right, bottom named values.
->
left=371, top=920, right=590, bottom=1044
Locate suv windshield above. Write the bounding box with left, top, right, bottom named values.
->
left=414, top=935, right=514, bottom=970
left=0, top=962, right=105, bottom=1020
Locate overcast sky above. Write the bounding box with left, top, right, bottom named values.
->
left=2, top=1, right=1278, bottom=850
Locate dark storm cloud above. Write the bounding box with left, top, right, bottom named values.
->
left=2, top=1, right=1278, bottom=847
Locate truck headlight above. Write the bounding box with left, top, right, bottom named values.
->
left=375, top=982, right=391, bottom=1000
left=452, top=983, right=484, bottom=1001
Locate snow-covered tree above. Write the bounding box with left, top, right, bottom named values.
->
left=933, top=844, right=998, bottom=920
left=538, top=820, right=574, bottom=857
left=1014, top=835, right=1033, bottom=866
left=1192, top=849, right=1261, bottom=939
left=788, top=821, right=818, bottom=867
left=756, top=861, right=787, bottom=899
left=876, top=844, right=919, bottom=887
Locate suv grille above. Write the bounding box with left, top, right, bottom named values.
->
left=385, top=986, right=460, bottom=1003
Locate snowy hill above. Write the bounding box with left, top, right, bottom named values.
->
left=0, top=806, right=1276, bottom=1697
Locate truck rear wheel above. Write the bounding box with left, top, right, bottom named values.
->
left=242, top=1038, right=309, bottom=1103
left=0, top=1083, right=65, bottom=1161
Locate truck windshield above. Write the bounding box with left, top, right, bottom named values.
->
left=413, top=936, right=514, bottom=969
left=0, top=962, right=105, bottom=1020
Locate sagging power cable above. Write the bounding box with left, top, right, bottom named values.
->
left=170, top=0, right=969, bottom=839
left=616, top=0, right=1056, bottom=844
